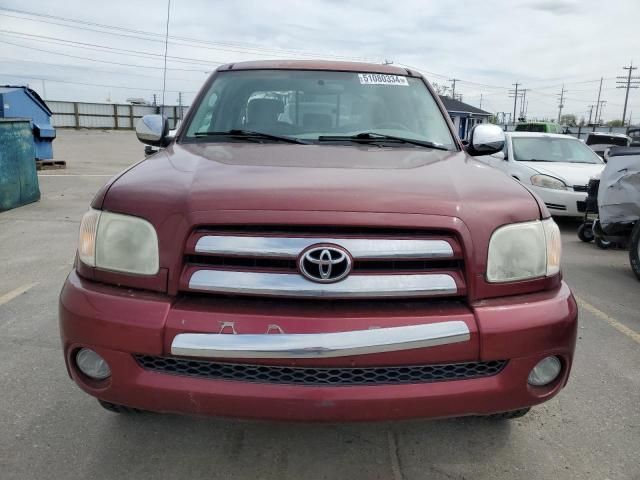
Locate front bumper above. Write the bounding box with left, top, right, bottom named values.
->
left=59, top=271, right=578, bottom=422
left=530, top=185, right=587, bottom=217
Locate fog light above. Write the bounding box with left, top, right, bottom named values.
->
left=76, top=348, right=111, bottom=380
left=528, top=356, right=561, bottom=386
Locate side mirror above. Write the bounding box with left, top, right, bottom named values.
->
left=467, top=124, right=505, bottom=156
left=136, top=115, right=169, bottom=147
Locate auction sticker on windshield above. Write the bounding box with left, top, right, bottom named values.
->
left=358, top=73, right=409, bottom=86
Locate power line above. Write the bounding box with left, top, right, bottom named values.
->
left=0, top=72, right=196, bottom=93
left=0, top=7, right=370, bottom=61
left=0, top=29, right=221, bottom=67
left=0, top=56, right=203, bottom=82
left=0, top=38, right=211, bottom=72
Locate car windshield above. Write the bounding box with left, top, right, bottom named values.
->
left=511, top=136, right=603, bottom=164
left=586, top=135, right=630, bottom=146
left=515, top=124, right=547, bottom=132
left=182, top=70, right=456, bottom=149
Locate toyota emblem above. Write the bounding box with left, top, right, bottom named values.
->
left=298, top=245, right=352, bottom=283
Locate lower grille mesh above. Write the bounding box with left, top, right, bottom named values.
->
left=134, top=355, right=507, bottom=386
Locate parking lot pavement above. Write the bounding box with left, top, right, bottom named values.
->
left=0, top=130, right=638, bottom=480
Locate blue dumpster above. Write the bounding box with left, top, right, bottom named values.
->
left=0, top=118, right=41, bottom=212
left=0, top=86, right=55, bottom=161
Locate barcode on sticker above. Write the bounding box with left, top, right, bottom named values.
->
left=358, top=73, right=409, bottom=86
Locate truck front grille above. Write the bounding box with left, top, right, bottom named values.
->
left=135, top=355, right=506, bottom=386
left=180, top=226, right=466, bottom=299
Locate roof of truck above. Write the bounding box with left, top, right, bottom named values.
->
left=216, top=60, right=420, bottom=76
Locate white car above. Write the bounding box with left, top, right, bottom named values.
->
left=478, top=132, right=605, bottom=217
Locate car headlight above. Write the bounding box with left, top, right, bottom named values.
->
left=530, top=174, right=567, bottom=190
left=77, top=208, right=159, bottom=275
left=487, top=219, right=561, bottom=283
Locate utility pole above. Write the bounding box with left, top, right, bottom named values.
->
left=519, top=89, right=528, bottom=120
left=598, top=101, right=607, bottom=125
left=509, top=82, right=521, bottom=124
left=616, top=62, right=640, bottom=126
left=594, top=77, right=603, bottom=125
left=177, top=92, right=183, bottom=120
left=587, top=105, right=594, bottom=126
left=152, top=94, right=157, bottom=106
left=557, top=85, right=565, bottom=123
left=449, top=78, right=459, bottom=99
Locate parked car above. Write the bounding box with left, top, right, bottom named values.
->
left=515, top=121, right=563, bottom=134
left=585, top=132, right=631, bottom=160
left=627, top=128, right=640, bottom=147
left=479, top=132, right=605, bottom=217
left=59, top=60, right=576, bottom=422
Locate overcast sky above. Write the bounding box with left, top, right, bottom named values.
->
left=1, top=0, right=639, bottom=123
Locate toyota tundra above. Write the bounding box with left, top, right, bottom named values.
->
left=59, top=60, right=577, bottom=421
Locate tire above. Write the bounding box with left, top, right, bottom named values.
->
left=577, top=223, right=594, bottom=242
left=484, top=407, right=531, bottom=420
left=98, top=399, right=144, bottom=414
left=630, top=222, right=640, bottom=281
left=595, top=237, right=612, bottom=249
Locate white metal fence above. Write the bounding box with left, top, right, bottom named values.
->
left=47, top=101, right=189, bottom=130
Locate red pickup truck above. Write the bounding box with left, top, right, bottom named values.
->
left=59, top=61, right=577, bottom=421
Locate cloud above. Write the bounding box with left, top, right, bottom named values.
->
left=0, top=0, right=638, bottom=121
left=527, top=0, right=577, bottom=15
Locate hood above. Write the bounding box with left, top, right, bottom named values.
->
left=520, top=161, right=604, bottom=186
left=98, top=143, right=541, bottom=228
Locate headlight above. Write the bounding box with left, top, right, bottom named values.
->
left=530, top=174, right=567, bottom=190
left=487, top=218, right=561, bottom=282
left=77, top=208, right=159, bottom=275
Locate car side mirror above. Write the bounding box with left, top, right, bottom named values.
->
left=136, top=115, right=170, bottom=147
left=466, top=124, right=505, bottom=156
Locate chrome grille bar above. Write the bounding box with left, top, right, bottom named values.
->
left=194, top=236, right=454, bottom=259
left=171, top=321, right=470, bottom=359
left=188, top=271, right=457, bottom=298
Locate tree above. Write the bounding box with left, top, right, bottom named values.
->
left=606, top=119, right=624, bottom=127
left=578, top=116, right=586, bottom=127
left=560, top=114, right=577, bottom=126
left=431, top=82, right=449, bottom=96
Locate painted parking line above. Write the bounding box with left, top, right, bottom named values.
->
left=38, top=174, right=114, bottom=177
left=0, top=283, right=38, bottom=307
left=576, top=296, right=640, bottom=345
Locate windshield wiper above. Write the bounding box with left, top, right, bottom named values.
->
left=194, top=129, right=309, bottom=144
left=317, top=132, right=450, bottom=150
left=520, top=158, right=556, bottom=162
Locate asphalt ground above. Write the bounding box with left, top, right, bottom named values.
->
left=1, top=129, right=638, bottom=480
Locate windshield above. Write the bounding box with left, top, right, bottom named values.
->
left=515, top=124, right=547, bottom=132
left=511, top=136, right=603, bottom=164
left=586, top=135, right=630, bottom=147
left=182, top=70, right=456, bottom=148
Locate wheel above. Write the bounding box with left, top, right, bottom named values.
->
left=98, top=399, right=144, bottom=414
left=595, top=237, right=612, bottom=249
left=629, top=222, right=640, bottom=281
left=577, top=223, right=594, bottom=242
left=484, top=407, right=531, bottom=420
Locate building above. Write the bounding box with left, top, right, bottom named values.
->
left=439, top=95, right=491, bottom=140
